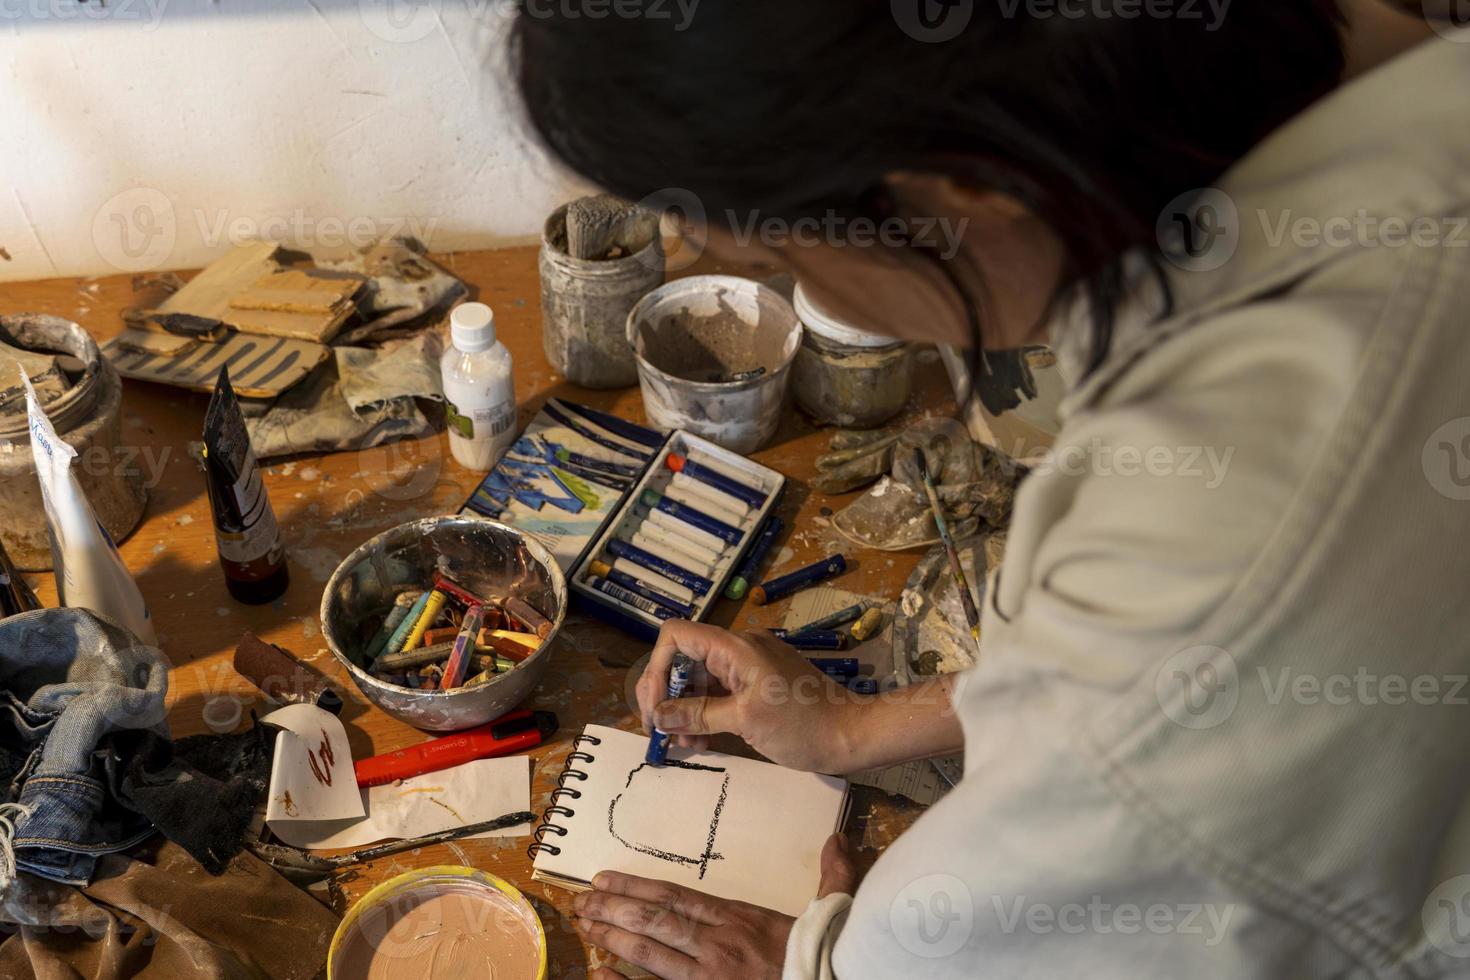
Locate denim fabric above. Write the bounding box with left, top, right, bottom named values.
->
left=0, top=608, right=167, bottom=886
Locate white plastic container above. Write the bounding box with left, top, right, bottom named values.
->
left=441, top=303, right=517, bottom=472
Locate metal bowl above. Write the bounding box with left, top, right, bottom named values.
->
left=320, top=517, right=567, bottom=732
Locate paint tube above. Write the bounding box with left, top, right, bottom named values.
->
left=23, top=372, right=157, bottom=645
left=203, top=366, right=289, bottom=604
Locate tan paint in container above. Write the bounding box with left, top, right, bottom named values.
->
left=330, top=867, right=547, bottom=980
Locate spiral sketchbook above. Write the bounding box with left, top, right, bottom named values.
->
left=531, top=726, right=850, bottom=917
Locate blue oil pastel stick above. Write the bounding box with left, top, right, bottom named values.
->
left=724, top=515, right=784, bottom=601
left=560, top=400, right=666, bottom=449
left=787, top=603, right=868, bottom=637
left=555, top=446, right=642, bottom=479
left=640, top=490, right=741, bottom=545
left=600, top=567, right=697, bottom=618
left=771, top=629, right=846, bottom=651
left=606, top=538, right=713, bottom=596
left=751, top=554, right=848, bottom=606
left=541, top=401, right=652, bottom=462
left=647, top=654, right=695, bottom=765
left=808, top=657, right=861, bottom=677
left=586, top=577, right=679, bottom=621
left=665, top=452, right=768, bottom=508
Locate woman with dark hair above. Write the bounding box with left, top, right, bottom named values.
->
left=513, top=2, right=1470, bottom=976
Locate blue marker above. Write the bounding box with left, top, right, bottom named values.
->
left=586, top=577, right=678, bottom=621
left=808, top=657, right=861, bottom=678
left=647, top=654, right=695, bottom=765
left=751, top=554, right=848, bottom=606
left=725, top=515, right=784, bottom=601
left=771, top=629, right=846, bottom=651
left=606, top=539, right=714, bottom=596
left=641, top=489, right=742, bottom=545
left=665, top=452, right=768, bottom=508
left=589, top=560, right=697, bottom=618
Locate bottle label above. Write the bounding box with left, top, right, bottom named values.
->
left=215, top=456, right=285, bottom=566
left=448, top=398, right=516, bottom=442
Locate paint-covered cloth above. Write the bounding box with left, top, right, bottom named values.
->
left=0, top=838, right=337, bottom=979
left=789, top=33, right=1470, bottom=980
left=0, top=609, right=166, bottom=887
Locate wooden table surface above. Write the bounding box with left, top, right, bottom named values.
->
left=8, top=245, right=953, bottom=978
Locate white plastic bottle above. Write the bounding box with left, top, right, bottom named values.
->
left=441, top=302, right=517, bottom=471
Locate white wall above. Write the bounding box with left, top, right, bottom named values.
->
left=0, top=0, right=587, bottom=282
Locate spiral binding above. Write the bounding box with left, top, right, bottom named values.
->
left=528, top=733, right=601, bottom=860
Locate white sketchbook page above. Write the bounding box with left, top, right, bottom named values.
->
left=535, top=726, right=847, bottom=917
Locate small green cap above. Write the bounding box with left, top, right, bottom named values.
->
left=640, top=489, right=662, bottom=508
left=724, top=576, right=749, bottom=601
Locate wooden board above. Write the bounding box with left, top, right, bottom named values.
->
left=9, top=245, right=949, bottom=978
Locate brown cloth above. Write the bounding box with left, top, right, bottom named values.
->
left=0, top=839, right=336, bottom=979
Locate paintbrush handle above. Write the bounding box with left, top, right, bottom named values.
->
left=333, top=810, right=536, bottom=866
left=921, top=473, right=981, bottom=632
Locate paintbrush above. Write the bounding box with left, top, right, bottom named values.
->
left=914, top=449, right=982, bottom=656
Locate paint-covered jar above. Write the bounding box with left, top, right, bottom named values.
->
left=791, top=283, right=913, bottom=429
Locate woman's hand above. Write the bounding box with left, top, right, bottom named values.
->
left=636, top=621, right=860, bottom=773
left=576, top=834, right=856, bottom=980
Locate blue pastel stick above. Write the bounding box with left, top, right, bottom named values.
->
left=666, top=452, right=768, bottom=508
left=808, top=657, right=861, bottom=677
left=752, top=554, right=848, bottom=606
left=602, top=568, right=696, bottom=618
left=554, top=446, right=642, bottom=479
left=541, top=401, right=652, bottom=461
left=647, top=654, right=695, bottom=765
left=587, top=577, right=678, bottom=621
left=383, top=591, right=432, bottom=656
left=606, top=539, right=713, bottom=596
left=771, top=629, right=846, bottom=651
left=724, top=515, right=783, bottom=601
left=640, top=490, right=741, bottom=545
left=559, top=400, right=665, bottom=448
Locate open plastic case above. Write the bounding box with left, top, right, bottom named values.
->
left=570, top=432, right=785, bottom=641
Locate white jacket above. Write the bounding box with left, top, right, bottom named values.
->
left=790, top=32, right=1470, bottom=980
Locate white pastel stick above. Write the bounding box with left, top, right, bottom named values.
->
left=664, top=482, right=745, bottom=529
left=671, top=471, right=751, bottom=518
left=637, top=521, right=721, bottom=569
left=611, top=558, right=697, bottom=604
left=629, top=533, right=708, bottom=578
left=646, top=506, right=727, bottom=553
left=686, top=449, right=765, bottom=490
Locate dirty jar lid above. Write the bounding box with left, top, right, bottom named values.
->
left=792, top=283, right=903, bottom=349
left=450, top=303, right=496, bottom=353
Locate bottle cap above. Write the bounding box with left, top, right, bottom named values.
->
left=450, top=302, right=496, bottom=352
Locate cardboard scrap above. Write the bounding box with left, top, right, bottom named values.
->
left=102, top=332, right=329, bottom=398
